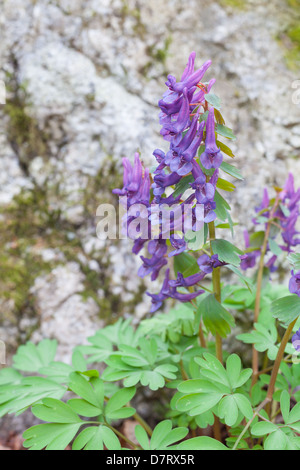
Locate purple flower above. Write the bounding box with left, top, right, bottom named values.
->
left=253, top=188, right=269, bottom=224
left=169, top=271, right=206, bottom=288
left=200, top=108, right=223, bottom=170
left=147, top=269, right=205, bottom=313
left=203, top=200, right=217, bottom=223
left=169, top=121, right=205, bottom=176
left=152, top=171, right=181, bottom=197
left=113, top=153, right=150, bottom=206
left=147, top=269, right=171, bottom=313
left=160, top=88, right=190, bottom=141
left=169, top=235, right=187, bottom=257
left=240, top=230, right=260, bottom=270
left=197, top=254, right=224, bottom=274
left=165, top=56, right=212, bottom=94
left=292, top=329, right=300, bottom=353
left=191, top=161, right=217, bottom=204
left=138, top=255, right=168, bottom=281
left=289, top=270, right=300, bottom=297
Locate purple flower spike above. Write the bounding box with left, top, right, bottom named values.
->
left=160, top=88, right=190, bottom=140
left=166, top=58, right=212, bottom=94
left=200, top=107, right=223, bottom=170
left=113, top=153, right=150, bottom=206
left=289, top=270, right=300, bottom=297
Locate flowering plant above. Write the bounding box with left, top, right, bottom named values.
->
left=1, top=53, right=300, bottom=451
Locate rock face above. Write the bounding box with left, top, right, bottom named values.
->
left=0, top=0, right=299, bottom=361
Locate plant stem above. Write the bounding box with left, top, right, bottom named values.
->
left=232, top=398, right=271, bottom=450
left=105, top=422, right=138, bottom=449
left=208, top=221, right=223, bottom=364
left=252, top=198, right=280, bottom=386
left=180, top=359, right=189, bottom=380
left=133, top=413, right=153, bottom=437
left=199, top=321, right=207, bottom=348
left=208, top=220, right=223, bottom=442
left=265, top=317, right=298, bottom=416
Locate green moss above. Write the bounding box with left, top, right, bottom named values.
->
left=218, top=0, right=247, bottom=9
left=4, top=77, right=49, bottom=169
left=0, top=250, right=51, bottom=318
left=277, top=0, right=300, bottom=70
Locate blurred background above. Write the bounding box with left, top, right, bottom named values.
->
left=0, top=0, right=299, bottom=367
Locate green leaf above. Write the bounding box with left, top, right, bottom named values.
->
left=216, top=124, right=236, bottom=141
left=226, top=355, right=242, bottom=389
left=217, top=141, right=235, bottom=159
left=218, top=395, right=239, bottom=426
left=177, top=390, right=224, bottom=416
left=38, top=362, right=75, bottom=384
left=214, top=109, right=225, bottom=125
left=280, top=390, right=291, bottom=423
left=68, top=399, right=102, bottom=418
left=23, top=423, right=82, bottom=451
left=149, top=420, right=188, bottom=450
left=214, top=190, right=231, bottom=221
left=32, top=398, right=82, bottom=424
left=237, top=322, right=279, bottom=360
left=177, top=436, right=228, bottom=450
left=71, top=350, right=87, bottom=371
left=205, top=93, right=221, bottom=110
left=251, top=421, right=279, bottom=436
left=211, top=239, right=243, bottom=267
left=216, top=178, right=236, bottom=192
left=173, top=252, right=199, bottom=278
left=225, top=265, right=253, bottom=292
left=233, top=394, right=253, bottom=420
left=105, top=387, right=136, bottom=420
left=0, top=368, right=22, bottom=386
left=172, top=175, right=194, bottom=198
left=103, top=341, right=178, bottom=392
left=249, top=231, right=265, bottom=249
left=68, top=373, right=104, bottom=409
left=264, top=429, right=288, bottom=450
left=269, top=238, right=282, bottom=256
left=0, top=377, right=66, bottom=417
left=220, top=162, right=243, bottom=180
left=135, top=425, right=150, bottom=450
left=287, top=252, right=300, bottom=271
left=72, top=425, right=121, bottom=450
left=287, top=402, right=300, bottom=424
left=198, top=294, right=235, bottom=338
left=271, top=295, right=300, bottom=326
left=12, top=340, right=57, bottom=372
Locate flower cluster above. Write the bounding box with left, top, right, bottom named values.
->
left=113, top=52, right=225, bottom=313
left=241, top=173, right=300, bottom=272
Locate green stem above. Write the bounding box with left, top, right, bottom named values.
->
left=133, top=413, right=153, bottom=437
left=265, top=317, right=298, bottom=416
left=252, top=197, right=280, bottom=386
left=105, top=422, right=138, bottom=449
left=232, top=398, right=271, bottom=450
left=208, top=220, right=223, bottom=442
left=208, top=221, right=223, bottom=364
